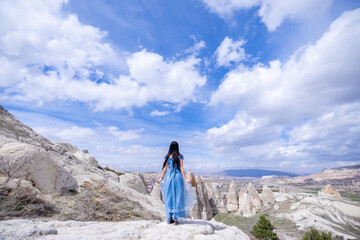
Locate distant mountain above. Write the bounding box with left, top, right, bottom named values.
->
left=220, top=169, right=299, bottom=178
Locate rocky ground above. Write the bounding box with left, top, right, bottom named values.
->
left=0, top=218, right=250, bottom=240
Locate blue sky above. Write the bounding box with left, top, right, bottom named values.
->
left=1, top=0, right=360, bottom=174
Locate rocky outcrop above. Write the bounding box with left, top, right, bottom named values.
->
left=0, top=105, right=165, bottom=220
left=119, top=173, right=148, bottom=194
left=205, top=182, right=226, bottom=213
left=150, top=184, right=162, bottom=202
left=187, top=171, right=213, bottom=220
left=0, top=142, right=77, bottom=193
left=237, top=191, right=256, bottom=217
left=261, top=185, right=275, bottom=206
left=247, top=182, right=262, bottom=209
left=0, top=218, right=251, bottom=240
left=226, top=180, right=239, bottom=212
left=318, top=184, right=342, bottom=200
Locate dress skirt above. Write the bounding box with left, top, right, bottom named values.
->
left=159, top=157, right=196, bottom=221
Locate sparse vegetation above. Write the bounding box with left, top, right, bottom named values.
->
left=0, top=181, right=56, bottom=219
left=252, top=215, right=279, bottom=240
left=301, top=228, right=332, bottom=240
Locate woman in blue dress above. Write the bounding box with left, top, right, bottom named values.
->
left=157, top=141, right=196, bottom=225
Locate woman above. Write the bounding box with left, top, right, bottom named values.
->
left=157, top=141, right=196, bottom=225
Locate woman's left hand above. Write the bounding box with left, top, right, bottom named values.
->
left=157, top=178, right=162, bottom=183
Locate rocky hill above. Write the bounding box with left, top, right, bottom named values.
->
left=297, top=165, right=360, bottom=181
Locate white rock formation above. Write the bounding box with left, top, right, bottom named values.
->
left=0, top=105, right=165, bottom=220
left=261, top=185, right=275, bottom=207
left=205, top=182, right=227, bottom=213
left=237, top=191, right=256, bottom=217
left=247, top=182, right=262, bottom=209
left=0, top=219, right=250, bottom=240
left=119, top=173, right=148, bottom=194
left=281, top=195, right=360, bottom=239
left=195, top=175, right=213, bottom=220
left=0, top=142, right=77, bottom=193
left=226, top=180, right=239, bottom=212
left=318, top=184, right=342, bottom=200
left=151, top=184, right=163, bottom=202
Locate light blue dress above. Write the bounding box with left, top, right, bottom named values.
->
left=159, top=155, right=196, bottom=222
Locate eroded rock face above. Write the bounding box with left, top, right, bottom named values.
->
left=0, top=219, right=251, bottom=240
left=205, top=182, right=227, bottom=213
left=187, top=172, right=213, bottom=220
left=261, top=185, right=275, bottom=206
left=119, top=173, right=148, bottom=194
left=150, top=184, right=163, bottom=202
left=247, top=182, right=262, bottom=208
left=237, top=191, right=256, bottom=217
left=0, top=142, right=77, bottom=193
left=226, top=180, right=239, bottom=212
left=318, top=184, right=342, bottom=200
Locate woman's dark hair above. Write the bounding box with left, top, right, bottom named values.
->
left=162, top=141, right=182, bottom=170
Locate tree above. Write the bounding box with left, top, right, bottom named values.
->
left=301, top=228, right=332, bottom=240
left=252, top=215, right=279, bottom=240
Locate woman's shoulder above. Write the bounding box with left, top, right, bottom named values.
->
left=179, top=154, right=184, bottom=160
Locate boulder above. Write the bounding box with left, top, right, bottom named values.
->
left=205, top=182, right=219, bottom=213
left=119, top=173, right=148, bottom=194
left=261, top=185, right=275, bottom=206
left=226, top=180, right=239, bottom=212
left=318, top=184, right=342, bottom=200
left=0, top=142, right=77, bottom=193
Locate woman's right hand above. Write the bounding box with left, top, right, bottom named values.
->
left=186, top=178, right=191, bottom=183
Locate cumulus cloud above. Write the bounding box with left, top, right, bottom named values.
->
left=105, top=127, right=145, bottom=141
left=207, top=9, right=360, bottom=172
left=35, top=125, right=95, bottom=142
left=0, top=0, right=206, bottom=111
left=202, top=0, right=332, bottom=31
left=150, top=110, right=171, bottom=116
left=215, top=37, right=247, bottom=67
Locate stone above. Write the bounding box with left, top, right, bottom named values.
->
left=0, top=142, right=77, bottom=193
left=226, top=180, right=239, bottom=212
left=237, top=191, right=256, bottom=217
left=119, top=173, right=148, bottom=194
left=189, top=174, right=213, bottom=220
left=150, top=184, right=163, bottom=202
left=318, top=184, right=342, bottom=200
left=0, top=219, right=250, bottom=240
left=261, top=185, right=275, bottom=206
left=247, top=182, right=263, bottom=208
left=205, top=182, right=227, bottom=213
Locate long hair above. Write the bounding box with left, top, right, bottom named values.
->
left=162, top=141, right=181, bottom=170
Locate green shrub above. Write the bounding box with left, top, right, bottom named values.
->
left=301, top=228, right=332, bottom=240
left=252, top=215, right=279, bottom=240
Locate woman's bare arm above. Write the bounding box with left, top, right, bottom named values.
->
left=180, top=159, right=191, bottom=183
left=158, top=161, right=168, bottom=183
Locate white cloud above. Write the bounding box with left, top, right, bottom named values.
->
left=215, top=37, right=246, bottom=67
left=106, top=127, right=144, bottom=141
left=34, top=125, right=95, bottom=142
left=207, top=9, right=360, bottom=172
left=0, top=0, right=206, bottom=111
left=150, top=110, right=171, bottom=116
left=258, top=0, right=333, bottom=31
left=202, top=0, right=332, bottom=31
left=202, top=0, right=259, bottom=18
